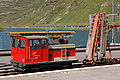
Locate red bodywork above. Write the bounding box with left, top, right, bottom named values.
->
left=11, top=36, right=76, bottom=64
left=11, top=36, right=49, bottom=64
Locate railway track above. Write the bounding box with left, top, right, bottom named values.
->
left=1, top=60, right=120, bottom=77
left=0, top=64, right=23, bottom=76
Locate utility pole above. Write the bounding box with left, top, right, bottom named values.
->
left=112, top=0, right=116, bottom=43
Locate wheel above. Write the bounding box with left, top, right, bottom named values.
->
left=91, top=61, right=96, bottom=65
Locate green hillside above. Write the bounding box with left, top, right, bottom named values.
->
left=0, top=0, right=119, bottom=27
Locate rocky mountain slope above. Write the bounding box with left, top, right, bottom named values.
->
left=0, top=0, right=119, bottom=27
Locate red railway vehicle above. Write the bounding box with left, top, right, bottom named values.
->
left=8, top=31, right=78, bottom=71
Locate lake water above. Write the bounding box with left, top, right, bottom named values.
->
left=0, top=28, right=120, bottom=50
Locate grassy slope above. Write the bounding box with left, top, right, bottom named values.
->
left=0, top=0, right=119, bottom=27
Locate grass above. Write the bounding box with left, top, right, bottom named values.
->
left=0, top=0, right=119, bottom=28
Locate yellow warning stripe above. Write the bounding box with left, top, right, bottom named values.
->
left=8, top=31, right=76, bottom=35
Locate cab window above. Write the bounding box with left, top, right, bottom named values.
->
left=41, top=39, right=47, bottom=49
left=12, top=38, right=19, bottom=48
left=30, top=39, right=40, bottom=49
left=18, top=39, right=26, bottom=49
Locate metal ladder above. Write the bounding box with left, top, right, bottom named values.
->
left=84, top=13, right=120, bottom=65
left=86, top=13, right=113, bottom=60
left=86, top=14, right=95, bottom=56
left=86, top=14, right=100, bottom=60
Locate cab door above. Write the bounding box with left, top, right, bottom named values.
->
left=40, top=38, right=49, bottom=62
left=29, top=39, right=41, bottom=63
left=28, top=38, right=49, bottom=63
left=17, top=38, right=26, bottom=63
left=11, top=37, right=26, bottom=63
left=11, top=38, right=19, bottom=61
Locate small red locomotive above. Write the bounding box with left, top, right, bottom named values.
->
left=8, top=31, right=78, bottom=71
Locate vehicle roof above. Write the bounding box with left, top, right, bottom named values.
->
left=23, top=36, right=47, bottom=39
